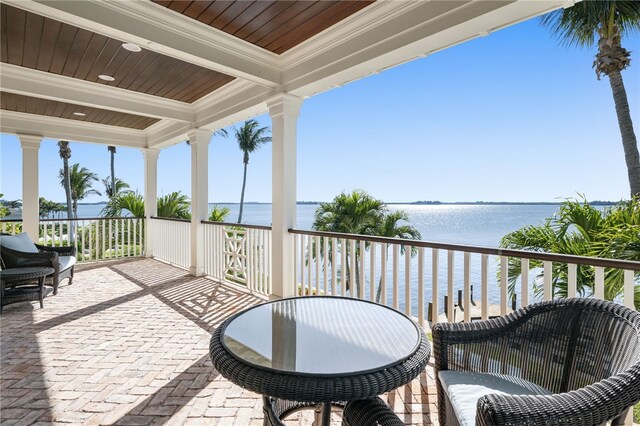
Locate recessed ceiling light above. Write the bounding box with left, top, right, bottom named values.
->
left=98, top=74, right=115, bottom=82
left=73, top=112, right=86, bottom=117
left=122, top=42, right=142, bottom=52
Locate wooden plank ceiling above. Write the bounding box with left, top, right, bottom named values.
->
left=152, top=1, right=375, bottom=54
left=0, top=3, right=235, bottom=104
left=1, top=92, right=161, bottom=130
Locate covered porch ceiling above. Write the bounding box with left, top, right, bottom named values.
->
left=0, top=0, right=573, bottom=149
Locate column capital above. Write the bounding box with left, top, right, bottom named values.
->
left=187, top=128, right=213, bottom=145
left=17, top=134, right=42, bottom=150
left=267, top=93, right=303, bottom=118
left=141, top=147, right=160, bottom=161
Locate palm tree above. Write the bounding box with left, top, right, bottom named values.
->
left=500, top=198, right=639, bottom=309
left=102, top=177, right=130, bottom=198
left=157, top=191, right=191, bottom=219
left=374, top=211, right=421, bottom=302
left=59, top=163, right=101, bottom=218
left=313, top=190, right=386, bottom=295
left=102, top=191, right=192, bottom=219
left=208, top=205, right=231, bottom=222
left=541, top=1, right=640, bottom=197
left=57, top=141, right=73, bottom=221
left=107, top=146, right=116, bottom=198
left=234, top=120, right=271, bottom=223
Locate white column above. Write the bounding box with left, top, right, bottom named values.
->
left=188, top=129, right=212, bottom=276
left=18, top=135, right=42, bottom=242
left=142, top=148, right=159, bottom=258
left=268, top=94, right=303, bottom=298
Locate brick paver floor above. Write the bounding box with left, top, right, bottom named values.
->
left=1, top=258, right=438, bottom=425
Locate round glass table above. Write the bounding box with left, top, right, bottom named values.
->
left=209, top=296, right=431, bottom=425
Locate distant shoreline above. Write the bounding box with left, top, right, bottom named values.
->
left=71, top=200, right=619, bottom=206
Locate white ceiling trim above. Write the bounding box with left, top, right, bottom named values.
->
left=282, top=0, right=569, bottom=97
left=0, top=110, right=147, bottom=148
left=0, top=64, right=194, bottom=122
left=7, top=0, right=281, bottom=88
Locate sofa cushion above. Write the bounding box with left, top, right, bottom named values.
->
left=58, top=256, right=76, bottom=272
left=438, top=371, right=552, bottom=426
left=0, top=233, right=38, bottom=253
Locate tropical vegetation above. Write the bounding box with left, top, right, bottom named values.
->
left=57, top=141, right=73, bottom=221
left=59, top=163, right=101, bottom=218
left=103, top=177, right=130, bottom=198
left=39, top=197, right=66, bottom=218
left=500, top=197, right=639, bottom=309
left=107, top=145, right=116, bottom=198
left=541, top=1, right=640, bottom=197
left=208, top=205, right=231, bottom=222
left=234, top=120, right=271, bottom=223
left=102, top=191, right=191, bottom=219
left=312, top=190, right=421, bottom=298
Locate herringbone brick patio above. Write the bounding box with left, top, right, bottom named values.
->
left=0, top=258, right=438, bottom=425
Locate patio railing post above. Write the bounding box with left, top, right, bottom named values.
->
left=142, top=148, right=159, bottom=258
left=268, top=93, right=303, bottom=298
left=18, top=134, right=42, bottom=242
left=188, top=129, right=213, bottom=277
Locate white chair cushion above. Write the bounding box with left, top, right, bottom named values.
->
left=0, top=232, right=38, bottom=253
left=58, top=256, right=76, bottom=272
left=438, top=371, right=552, bottom=426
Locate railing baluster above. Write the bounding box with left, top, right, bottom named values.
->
left=331, top=237, right=337, bottom=296
left=481, top=254, right=488, bottom=320
left=370, top=242, right=376, bottom=302
left=294, top=233, right=299, bottom=293
left=359, top=240, right=365, bottom=300
left=380, top=243, right=387, bottom=305
left=543, top=261, right=552, bottom=301
left=464, top=252, right=471, bottom=323
left=447, top=250, right=454, bottom=323
left=315, top=236, right=321, bottom=295
left=323, top=236, right=328, bottom=295
left=567, top=263, right=577, bottom=298
left=349, top=239, right=356, bottom=298
left=521, top=258, right=529, bottom=307
left=500, top=256, right=508, bottom=315
left=432, top=248, right=439, bottom=323
left=594, top=266, right=605, bottom=299
left=308, top=236, right=313, bottom=294
left=340, top=238, right=347, bottom=297
left=624, top=270, right=634, bottom=309
left=418, top=247, right=424, bottom=327
left=404, top=245, right=411, bottom=315
left=393, top=244, right=399, bottom=309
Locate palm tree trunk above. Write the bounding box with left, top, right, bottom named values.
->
left=62, top=158, right=74, bottom=243
left=110, top=149, right=115, bottom=198
left=608, top=70, right=640, bottom=198
left=237, top=161, right=248, bottom=223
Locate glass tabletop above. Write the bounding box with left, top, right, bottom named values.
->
left=222, top=297, right=421, bottom=376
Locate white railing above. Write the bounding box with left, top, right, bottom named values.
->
left=2, top=217, right=145, bottom=262
left=149, top=217, right=190, bottom=269
left=203, top=221, right=272, bottom=296
left=0, top=220, right=22, bottom=235
left=290, top=229, right=640, bottom=326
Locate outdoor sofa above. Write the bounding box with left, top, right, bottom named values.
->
left=0, top=232, right=76, bottom=294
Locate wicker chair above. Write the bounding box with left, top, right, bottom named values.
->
left=0, top=233, right=76, bottom=295
left=433, top=298, right=640, bottom=426
left=342, top=397, right=404, bottom=426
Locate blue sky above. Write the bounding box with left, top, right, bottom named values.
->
left=1, top=18, right=639, bottom=204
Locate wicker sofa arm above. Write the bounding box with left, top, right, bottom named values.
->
left=36, top=244, right=77, bottom=257
left=476, top=371, right=640, bottom=426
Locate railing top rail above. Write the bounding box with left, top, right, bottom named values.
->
left=288, top=228, right=640, bottom=271
left=2, top=216, right=138, bottom=223
left=201, top=220, right=272, bottom=230
left=150, top=216, right=190, bottom=223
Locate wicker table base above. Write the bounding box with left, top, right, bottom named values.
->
left=1, top=267, right=55, bottom=313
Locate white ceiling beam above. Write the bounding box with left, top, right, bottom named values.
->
left=1, top=64, right=194, bottom=123
left=0, top=110, right=147, bottom=148
left=282, top=0, right=567, bottom=97
left=7, top=0, right=281, bottom=88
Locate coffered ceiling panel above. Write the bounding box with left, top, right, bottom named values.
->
left=1, top=92, right=160, bottom=130
left=0, top=3, right=235, bottom=103
left=152, top=1, right=375, bottom=54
